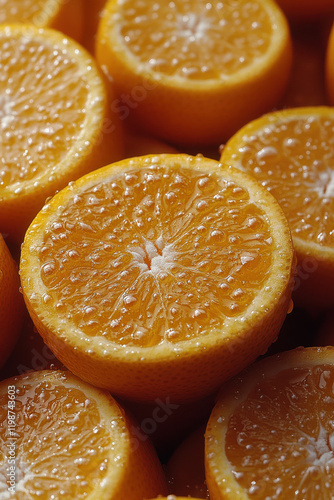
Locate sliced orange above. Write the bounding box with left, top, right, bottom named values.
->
left=0, top=0, right=84, bottom=41
left=20, top=154, right=294, bottom=403
left=275, top=0, right=334, bottom=20
left=0, top=24, right=123, bottom=243
left=0, top=234, right=24, bottom=368
left=205, top=346, right=334, bottom=499
left=96, top=0, right=292, bottom=146
left=21, top=154, right=293, bottom=403
left=221, top=106, right=334, bottom=311
left=0, top=370, right=168, bottom=498
left=166, top=425, right=209, bottom=499
left=326, top=22, right=334, bottom=104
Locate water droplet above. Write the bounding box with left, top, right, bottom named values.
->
left=196, top=200, right=208, bottom=211
left=210, top=229, right=225, bottom=241
left=123, top=295, right=137, bottom=305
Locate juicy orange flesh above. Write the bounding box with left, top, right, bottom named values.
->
left=225, top=364, right=334, bottom=498
left=113, top=0, right=272, bottom=80
left=0, top=375, right=119, bottom=498
left=226, top=114, right=334, bottom=247
left=0, top=31, right=88, bottom=188
left=0, top=0, right=51, bottom=24
left=36, top=162, right=273, bottom=347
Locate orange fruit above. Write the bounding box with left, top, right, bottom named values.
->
left=166, top=425, right=209, bottom=499
left=0, top=370, right=168, bottom=498
left=0, top=0, right=84, bottom=41
left=0, top=24, right=123, bottom=243
left=275, top=0, right=334, bottom=21
left=0, top=234, right=24, bottom=368
left=326, top=22, right=334, bottom=104
left=20, top=153, right=294, bottom=403
left=221, top=106, right=334, bottom=311
left=96, top=0, right=292, bottom=146
left=205, top=346, right=334, bottom=499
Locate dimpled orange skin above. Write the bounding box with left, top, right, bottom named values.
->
left=96, top=0, right=292, bottom=147
left=20, top=154, right=295, bottom=404
left=0, top=234, right=24, bottom=368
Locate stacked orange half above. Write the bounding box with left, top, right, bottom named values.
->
left=0, top=370, right=167, bottom=498
left=96, top=0, right=292, bottom=146
left=20, top=154, right=294, bottom=403
left=222, top=107, right=334, bottom=310
left=0, top=24, right=123, bottom=242
left=205, top=347, right=334, bottom=499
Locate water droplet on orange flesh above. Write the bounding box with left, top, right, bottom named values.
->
left=222, top=107, right=334, bottom=311
left=0, top=370, right=167, bottom=499
left=20, top=154, right=294, bottom=402
left=205, top=347, right=334, bottom=499
left=0, top=24, right=123, bottom=242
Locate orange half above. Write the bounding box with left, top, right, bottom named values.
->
left=0, top=24, right=123, bottom=242
left=20, top=154, right=294, bottom=402
left=0, top=370, right=168, bottom=498
left=96, top=0, right=292, bottom=146
left=205, top=347, right=334, bottom=499
left=221, top=106, right=334, bottom=310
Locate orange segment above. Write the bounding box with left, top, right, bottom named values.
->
left=205, top=347, right=334, bottom=499
left=221, top=107, right=334, bottom=311
left=0, top=24, right=123, bottom=243
left=0, top=370, right=168, bottom=498
left=96, top=0, right=292, bottom=146
left=20, top=154, right=294, bottom=402
left=0, top=234, right=24, bottom=368
left=0, top=0, right=84, bottom=41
